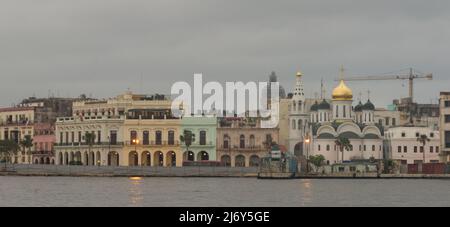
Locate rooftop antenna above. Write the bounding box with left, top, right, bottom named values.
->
left=320, top=78, right=324, bottom=99
left=367, top=90, right=371, bottom=100
left=339, top=65, right=345, bottom=81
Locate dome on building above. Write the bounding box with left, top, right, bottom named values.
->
left=332, top=80, right=353, bottom=101
left=318, top=99, right=331, bottom=110
left=354, top=101, right=363, bottom=112
left=296, top=71, right=302, bottom=78
left=362, top=99, right=375, bottom=111
left=310, top=101, right=319, bottom=112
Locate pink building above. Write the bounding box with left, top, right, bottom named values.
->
left=32, top=123, right=56, bottom=164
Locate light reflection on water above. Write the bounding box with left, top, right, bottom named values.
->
left=0, top=176, right=449, bottom=207
left=129, top=177, right=144, bottom=206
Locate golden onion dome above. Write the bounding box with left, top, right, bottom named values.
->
left=332, top=80, right=353, bottom=101
left=296, top=71, right=302, bottom=78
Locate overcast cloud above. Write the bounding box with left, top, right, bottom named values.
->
left=0, top=0, right=449, bottom=107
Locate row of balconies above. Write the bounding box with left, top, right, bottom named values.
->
left=54, top=140, right=217, bottom=147
left=0, top=120, right=34, bottom=126
left=218, top=145, right=266, bottom=151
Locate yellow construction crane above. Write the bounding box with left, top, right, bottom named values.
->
left=336, top=68, right=433, bottom=103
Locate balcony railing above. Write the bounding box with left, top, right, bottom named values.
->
left=124, top=141, right=180, bottom=146
left=218, top=145, right=264, bottom=151
left=0, top=120, right=34, bottom=126
left=54, top=142, right=124, bottom=147
left=181, top=141, right=214, bottom=147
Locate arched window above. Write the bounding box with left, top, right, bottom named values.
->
left=240, top=135, right=245, bottom=149
left=298, top=101, right=302, bottom=111
left=336, top=105, right=339, bottom=118
left=343, top=105, right=346, bottom=118
left=223, top=135, right=230, bottom=149
left=293, top=101, right=296, bottom=111
left=298, top=120, right=302, bottom=130
left=292, top=120, right=296, bottom=129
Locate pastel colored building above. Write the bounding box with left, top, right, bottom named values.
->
left=439, top=92, right=450, bottom=163
left=181, top=116, right=217, bottom=163
left=385, top=126, right=440, bottom=164
left=32, top=123, right=56, bottom=164
left=217, top=117, right=279, bottom=167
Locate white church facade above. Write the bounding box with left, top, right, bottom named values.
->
left=288, top=68, right=384, bottom=164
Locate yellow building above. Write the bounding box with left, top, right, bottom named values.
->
left=0, top=107, right=35, bottom=164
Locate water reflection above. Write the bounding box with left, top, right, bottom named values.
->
left=300, top=179, right=313, bottom=206
left=129, top=177, right=144, bottom=206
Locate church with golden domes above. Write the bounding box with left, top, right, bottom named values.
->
left=289, top=67, right=384, bottom=165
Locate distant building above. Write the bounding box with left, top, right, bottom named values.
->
left=181, top=116, right=217, bottom=163
left=439, top=92, right=450, bottom=163
left=385, top=126, right=440, bottom=164
left=55, top=92, right=184, bottom=167
left=216, top=117, right=279, bottom=167
left=392, top=98, right=439, bottom=129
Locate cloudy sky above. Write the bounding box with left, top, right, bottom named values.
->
left=1, top=0, right=449, bottom=107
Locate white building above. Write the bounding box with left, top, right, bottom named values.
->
left=385, top=127, right=440, bottom=164
left=288, top=72, right=310, bottom=156
left=439, top=92, right=450, bottom=163
left=308, top=68, right=383, bottom=164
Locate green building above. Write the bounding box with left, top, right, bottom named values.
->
left=181, top=116, right=217, bottom=163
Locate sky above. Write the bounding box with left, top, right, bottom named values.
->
left=0, top=0, right=449, bottom=107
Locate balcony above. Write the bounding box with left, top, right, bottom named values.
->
left=218, top=145, right=265, bottom=151
left=124, top=140, right=180, bottom=146
left=54, top=142, right=124, bottom=147
left=181, top=141, right=215, bottom=147
left=0, top=120, right=34, bottom=126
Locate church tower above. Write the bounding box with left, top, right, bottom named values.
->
left=289, top=71, right=310, bottom=156
left=332, top=66, right=354, bottom=122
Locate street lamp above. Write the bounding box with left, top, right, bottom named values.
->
left=304, top=136, right=311, bottom=174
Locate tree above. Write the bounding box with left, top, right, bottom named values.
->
left=417, top=134, right=431, bottom=164
left=20, top=135, right=33, bottom=164
left=0, top=140, right=20, bottom=168
left=335, top=136, right=352, bottom=163
left=180, top=130, right=195, bottom=160
left=82, top=132, right=96, bottom=165
left=308, top=155, right=326, bottom=173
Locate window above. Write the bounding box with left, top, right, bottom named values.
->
left=200, top=131, right=207, bottom=145
left=430, top=146, right=434, bottom=153
left=298, top=120, right=302, bottom=130
left=292, top=120, right=296, bottom=129
left=78, top=131, right=82, bottom=143
left=249, top=135, right=255, bottom=147
left=401, top=132, right=406, bottom=137
left=60, top=132, right=63, bottom=144
left=143, top=131, right=149, bottom=145
left=364, top=145, right=367, bottom=151
left=445, top=100, right=450, bottom=107
left=240, top=135, right=245, bottom=149
left=71, top=132, right=75, bottom=143
left=385, top=117, right=390, bottom=126
left=223, top=135, right=230, bottom=149
left=343, top=106, right=346, bottom=118
left=392, top=118, right=396, bottom=126
left=110, top=131, right=117, bottom=145
left=445, top=115, right=450, bottom=123
left=372, top=145, right=375, bottom=152
left=336, top=105, right=339, bottom=118
left=65, top=132, right=69, bottom=144
left=416, top=132, right=420, bottom=137
left=168, top=131, right=175, bottom=145
left=414, top=146, right=418, bottom=153
left=379, top=119, right=383, bottom=125
left=446, top=131, right=450, bottom=148
left=155, top=131, right=162, bottom=145
left=430, top=133, right=435, bottom=138
left=318, top=145, right=321, bottom=151
left=420, top=146, right=424, bottom=153
left=404, top=146, right=407, bottom=153
left=326, top=145, right=330, bottom=151
left=130, top=131, right=137, bottom=143
left=97, top=131, right=101, bottom=144
left=436, top=146, right=439, bottom=154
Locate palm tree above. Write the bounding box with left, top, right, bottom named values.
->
left=0, top=140, right=20, bottom=169
left=180, top=130, right=195, bottom=161
left=83, top=132, right=96, bottom=165
left=335, top=136, right=352, bottom=163
left=20, top=135, right=33, bottom=164
left=417, top=134, right=431, bottom=164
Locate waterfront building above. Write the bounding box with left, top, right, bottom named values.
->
left=374, top=108, right=401, bottom=130
left=180, top=116, right=217, bottom=163
left=216, top=117, right=279, bottom=167
left=385, top=126, right=440, bottom=164
left=439, top=92, right=450, bottom=163
left=55, top=92, right=184, bottom=167
left=0, top=107, right=35, bottom=164
left=32, top=123, right=56, bottom=164
left=308, top=68, right=384, bottom=164
left=123, top=108, right=182, bottom=167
